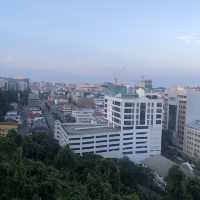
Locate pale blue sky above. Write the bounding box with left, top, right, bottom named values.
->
left=1, top=0, right=200, bottom=85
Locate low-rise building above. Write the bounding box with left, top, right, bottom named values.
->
left=62, top=104, right=72, bottom=116
left=0, top=122, right=18, bottom=136
left=28, top=93, right=41, bottom=108
left=5, top=111, right=21, bottom=124
left=72, top=108, right=94, bottom=124
left=31, top=117, right=48, bottom=133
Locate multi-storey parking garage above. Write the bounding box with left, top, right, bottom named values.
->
left=55, top=93, right=163, bottom=162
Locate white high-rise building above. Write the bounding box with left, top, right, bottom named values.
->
left=54, top=92, right=163, bottom=162
left=104, top=93, right=163, bottom=161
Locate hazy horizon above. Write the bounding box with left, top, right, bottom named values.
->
left=1, top=1, right=200, bottom=86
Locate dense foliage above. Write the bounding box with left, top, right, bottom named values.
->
left=0, top=131, right=200, bottom=200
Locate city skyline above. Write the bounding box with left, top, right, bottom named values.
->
left=1, top=1, right=200, bottom=86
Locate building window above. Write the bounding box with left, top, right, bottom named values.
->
left=136, top=146, right=147, bottom=148
left=124, top=115, right=132, bottom=119
left=69, top=142, right=80, bottom=145
left=109, top=139, right=120, bottom=142
left=114, top=112, right=121, bottom=118
left=83, top=136, right=94, bottom=140
left=69, top=138, right=80, bottom=141
left=140, top=103, right=146, bottom=125
left=123, top=142, right=133, bottom=145
left=96, top=140, right=107, bottom=143
left=123, top=137, right=133, bottom=140
left=136, top=141, right=147, bottom=144
left=136, top=126, right=148, bottom=129
left=124, top=109, right=132, bottom=113
left=123, top=132, right=133, bottom=136
left=124, top=121, right=132, bottom=125
left=136, top=132, right=147, bottom=135
left=123, top=147, right=133, bottom=150
left=113, top=106, right=120, bottom=112
left=96, top=145, right=107, bottom=148
left=82, top=141, right=94, bottom=144
left=82, top=146, right=94, bottom=150
left=109, top=143, right=120, bottom=147
left=96, top=135, right=107, bottom=138
left=136, top=150, right=147, bottom=153
left=125, top=103, right=134, bottom=107
left=109, top=148, right=119, bottom=152
left=156, top=120, right=161, bottom=124
left=123, top=127, right=133, bottom=130
left=157, top=103, right=162, bottom=107
left=136, top=136, right=147, bottom=139
left=156, top=109, right=162, bottom=113
left=156, top=114, right=162, bottom=119
left=109, top=134, right=120, bottom=137
left=114, top=101, right=121, bottom=106
left=96, top=150, right=107, bottom=153
left=114, top=118, right=120, bottom=123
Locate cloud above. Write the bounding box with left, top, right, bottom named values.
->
left=176, top=33, right=200, bottom=45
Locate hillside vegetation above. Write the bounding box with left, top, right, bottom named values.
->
left=0, top=131, right=200, bottom=200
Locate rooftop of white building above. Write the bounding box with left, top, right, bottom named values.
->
left=62, top=124, right=120, bottom=135
left=106, top=93, right=162, bottom=100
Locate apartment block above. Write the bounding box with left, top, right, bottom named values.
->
left=183, top=120, right=200, bottom=161
left=164, top=87, right=200, bottom=150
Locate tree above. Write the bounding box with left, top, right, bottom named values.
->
left=22, top=132, right=60, bottom=164
left=0, top=131, right=183, bottom=200
left=185, top=178, right=200, bottom=200
left=123, top=193, right=140, bottom=200
left=54, top=145, right=77, bottom=170
left=165, top=165, right=185, bottom=200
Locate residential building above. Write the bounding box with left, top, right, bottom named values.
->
left=0, top=78, right=8, bottom=90
left=0, top=122, right=18, bottom=136
left=5, top=111, right=21, bottom=124
left=62, top=104, right=72, bottom=116
left=15, top=78, right=29, bottom=91
left=183, top=120, right=200, bottom=161
left=94, top=95, right=104, bottom=112
left=28, top=93, right=41, bottom=108
left=0, top=77, right=29, bottom=91
left=164, top=87, right=200, bottom=149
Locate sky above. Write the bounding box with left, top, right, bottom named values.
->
left=1, top=0, right=200, bottom=86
